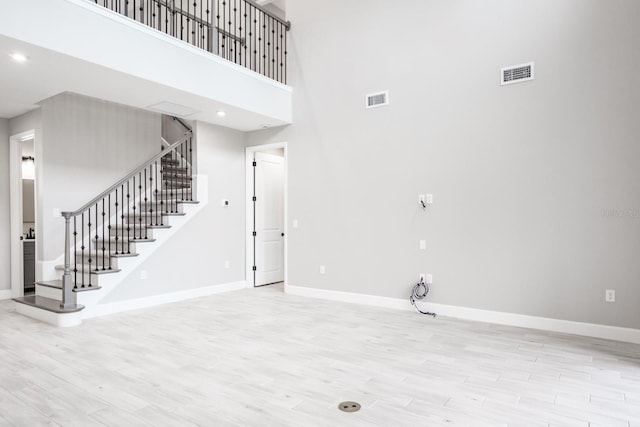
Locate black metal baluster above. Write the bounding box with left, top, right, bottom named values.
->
left=115, top=188, right=120, bottom=254
left=251, top=5, right=255, bottom=71
left=82, top=212, right=86, bottom=288
left=278, top=22, right=283, bottom=83
left=191, top=0, right=196, bottom=46
left=284, top=18, right=287, bottom=84
left=262, top=13, right=266, bottom=76
left=102, top=199, right=106, bottom=271
left=243, top=2, right=247, bottom=66
left=96, top=203, right=100, bottom=272
left=232, top=0, right=237, bottom=63
left=180, top=140, right=185, bottom=202
left=123, top=184, right=128, bottom=254
left=200, top=0, right=204, bottom=49
left=126, top=181, right=131, bottom=249
left=147, top=166, right=152, bottom=229
left=156, top=160, right=161, bottom=225
left=180, top=0, right=184, bottom=40
left=172, top=149, right=177, bottom=212
left=222, top=0, right=226, bottom=58
left=133, top=175, right=138, bottom=239
left=87, top=208, right=93, bottom=285
left=108, top=194, right=112, bottom=261
left=207, top=0, right=211, bottom=52
left=153, top=162, right=157, bottom=227
left=165, top=1, right=169, bottom=33
left=73, top=217, right=78, bottom=289
left=140, top=168, right=151, bottom=240
left=269, top=17, right=273, bottom=79
left=191, top=136, right=194, bottom=201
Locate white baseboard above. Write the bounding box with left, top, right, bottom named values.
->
left=286, top=285, right=640, bottom=345
left=0, top=290, right=12, bottom=300
left=82, top=280, right=247, bottom=319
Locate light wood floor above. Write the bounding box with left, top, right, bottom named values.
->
left=1, top=284, right=640, bottom=426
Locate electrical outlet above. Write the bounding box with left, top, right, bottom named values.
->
left=293, top=219, right=298, bottom=229
left=426, top=194, right=433, bottom=204
left=426, top=274, right=433, bottom=284
left=224, top=260, right=230, bottom=269
left=419, top=273, right=426, bottom=283
left=605, top=289, right=616, bottom=303
left=319, top=265, right=326, bottom=275
left=419, top=240, right=426, bottom=250
left=140, top=270, right=148, bottom=280
left=418, top=194, right=426, bottom=203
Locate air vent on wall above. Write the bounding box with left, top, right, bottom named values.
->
left=501, top=62, right=534, bottom=86
left=365, top=91, right=389, bottom=108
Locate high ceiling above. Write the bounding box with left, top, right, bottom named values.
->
left=0, top=33, right=288, bottom=131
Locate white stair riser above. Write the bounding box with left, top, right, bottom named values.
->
left=74, top=255, right=117, bottom=269
left=109, top=228, right=156, bottom=239
left=93, top=241, right=138, bottom=253
left=36, top=284, right=62, bottom=300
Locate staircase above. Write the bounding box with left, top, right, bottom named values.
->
left=14, top=117, right=197, bottom=324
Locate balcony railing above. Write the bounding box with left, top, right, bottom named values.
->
left=92, top=0, right=290, bottom=84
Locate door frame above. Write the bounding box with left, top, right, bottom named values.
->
left=9, top=129, right=36, bottom=298
left=245, top=142, right=288, bottom=289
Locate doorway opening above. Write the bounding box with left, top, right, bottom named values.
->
left=9, top=130, right=38, bottom=298
left=245, top=143, right=287, bottom=289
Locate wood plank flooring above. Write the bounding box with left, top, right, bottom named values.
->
left=1, top=284, right=640, bottom=426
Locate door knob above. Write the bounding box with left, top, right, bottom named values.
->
left=281, top=233, right=285, bottom=236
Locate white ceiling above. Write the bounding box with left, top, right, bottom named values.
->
left=0, top=34, right=287, bottom=131
left=256, top=0, right=286, bottom=14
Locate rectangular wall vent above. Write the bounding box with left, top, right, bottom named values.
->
left=365, top=91, right=389, bottom=108
left=501, top=62, right=534, bottom=86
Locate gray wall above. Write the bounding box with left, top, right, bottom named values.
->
left=102, top=121, right=246, bottom=302
left=0, top=118, right=9, bottom=292
left=39, top=93, right=160, bottom=261
left=247, top=0, right=640, bottom=329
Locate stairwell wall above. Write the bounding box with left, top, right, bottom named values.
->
left=39, top=92, right=160, bottom=267
left=247, top=0, right=640, bottom=330
left=99, top=121, right=246, bottom=302
left=0, top=118, right=9, bottom=294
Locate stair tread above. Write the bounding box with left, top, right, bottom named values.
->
left=109, top=225, right=164, bottom=231
left=73, top=285, right=102, bottom=293
left=74, top=250, right=139, bottom=257
left=135, top=212, right=185, bottom=217
left=13, top=295, right=84, bottom=313
left=95, top=238, right=156, bottom=243
left=55, top=265, right=121, bottom=275
left=36, top=280, right=62, bottom=289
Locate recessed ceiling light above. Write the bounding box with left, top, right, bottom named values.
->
left=217, top=111, right=226, bottom=117
left=10, top=52, right=28, bottom=63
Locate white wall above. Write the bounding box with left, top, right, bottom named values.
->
left=100, top=121, right=247, bottom=302
left=247, top=0, right=640, bottom=329
left=0, top=118, right=9, bottom=292
left=39, top=92, right=160, bottom=261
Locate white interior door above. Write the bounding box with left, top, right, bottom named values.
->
left=254, top=152, right=284, bottom=286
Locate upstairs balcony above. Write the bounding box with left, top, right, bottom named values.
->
left=0, top=0, right=291, bottom=130
left=92, top=0, right=290, bottom=84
